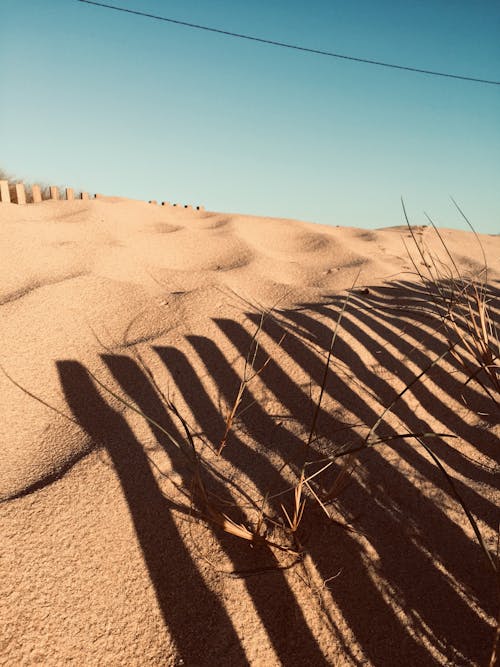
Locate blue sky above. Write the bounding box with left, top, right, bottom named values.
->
left=1, top=0, right=499, bottom=232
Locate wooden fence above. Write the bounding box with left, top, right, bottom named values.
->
left=0, top=180, right=205, bottom=211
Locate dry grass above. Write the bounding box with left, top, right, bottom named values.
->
left=4, top=216, right=495, bottom=557
left=87, top=254, right=496, bottom=567
left=402, top=200, right=499, bottom=665
left=218, top=311, right=286, bottom=455
left=402, top=199, right=499, bottom=406
left=97, top=206, right=499, bottom=660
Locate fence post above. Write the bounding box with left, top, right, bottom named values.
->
left=32, top=185, right=42, bottom=203
left=15, top=183, right=26, bottom=205
left=50, top=186, right=59, bottom=200
left=0, top=180, right=10, bottom=203
left=66, top=187, right=74, bottom=200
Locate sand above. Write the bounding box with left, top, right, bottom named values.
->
left=1, top=197, right=498, bottom=666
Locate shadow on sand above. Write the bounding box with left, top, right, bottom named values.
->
left=57, top=279, right=498, bottom=666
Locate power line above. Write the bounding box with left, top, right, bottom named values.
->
left=77, top=0, right=500, bottom=87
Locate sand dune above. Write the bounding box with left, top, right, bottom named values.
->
left=1, top=198, right=498, bottom=665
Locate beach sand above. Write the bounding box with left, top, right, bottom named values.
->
left=1, top=198, right=498, bottom=666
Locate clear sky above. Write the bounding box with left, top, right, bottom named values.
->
left=1, top=0, right=499, bottom=232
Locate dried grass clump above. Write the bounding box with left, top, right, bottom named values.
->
left=402, top=199, right=499, bottom=666
left=402, top=199, right=499, bottom=408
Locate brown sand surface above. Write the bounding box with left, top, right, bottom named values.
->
left=1, top=198, right=499, bottom=666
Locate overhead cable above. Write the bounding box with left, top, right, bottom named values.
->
left=76, top=0, right=500, bottom=86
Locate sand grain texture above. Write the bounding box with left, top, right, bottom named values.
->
left=1, top=199, right=499, bottom=666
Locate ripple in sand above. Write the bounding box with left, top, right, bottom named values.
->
left=144, top=222, right=181, bottom=234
